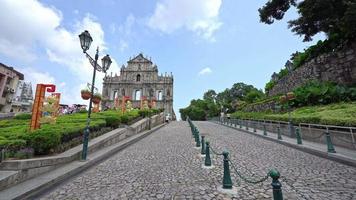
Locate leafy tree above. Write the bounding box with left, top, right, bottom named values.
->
left=203, top=89, right=217, bottom=102
left=180, top=82, right=265, bottom=120
left=245, top=90, right=265, bottom=103
left=259, top=0, right=356, bottom=41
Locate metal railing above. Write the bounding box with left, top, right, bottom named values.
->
left=215, top=117, right=356, bottom=150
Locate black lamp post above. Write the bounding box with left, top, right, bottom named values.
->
left=79, top=30, right=112, bottom=161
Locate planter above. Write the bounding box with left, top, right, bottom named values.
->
left=279, top=95, right=287, bottom=103
left=81, top=91, right=91, bottom=100
left=92, top=97, right=101, bottom=104
left=287, top=92, right=295, bottom=100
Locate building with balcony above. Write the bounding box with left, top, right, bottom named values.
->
left=0, top=63, right=24, bottom=113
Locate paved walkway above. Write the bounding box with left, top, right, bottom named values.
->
left=40, top=121, right=356, bottom=200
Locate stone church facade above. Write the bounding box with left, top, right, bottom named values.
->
left=102, top=53, right=174, bottom=119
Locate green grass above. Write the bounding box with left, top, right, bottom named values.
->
left=0, top=109, right=147, bottom=155
left=231, top=102, right=356, bottom=126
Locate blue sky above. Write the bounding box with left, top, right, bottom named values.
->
left=0, top=0, right=323, bottom=115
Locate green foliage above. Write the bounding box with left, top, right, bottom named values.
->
left=180, top=99, right=219, bottom=121
left=291, top=81, right=356, bottom=107
left=93, top=93, right=102, bottom=98
left=259, top=0, right=356, bottom=41
left=232, top=102, right=356, bottom=126
left=245, top=90, right=265, bottom=103
left=180, top=82, right=265, bottom=120
left=105, top=116, right=121, bottom=128
left=203, top=90, right=217, bottom=101
left=28, top=129, right=61, bottom=155
left=266, top=33, right=351, bottom=92
left=292, top=35, right=346, bottom=69
left=14, top=113, right=32, bottom=120
left=265, top=81, right=276, bottom=92
left=138, top=109, right=160, bottom=118
left=0, top=109, right=141, bottom=156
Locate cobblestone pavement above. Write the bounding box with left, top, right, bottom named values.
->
left=40, top=121, right=356, bottom=200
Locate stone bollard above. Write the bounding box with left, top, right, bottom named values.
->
left=277, top=127, right=282, bottom=140
left=205, top=141, right=212, bottom=166
left=196, top=131, right=201, bottom=147
left=194, top=129, right=199, bottom=144
left=263, top=124, right=267, bottom=136
left=201, top=136, right=206, bottom=155
left=246, top=121, right=249, bottom=131
left=0, top=148, right=5, bottom=162
left=325, top=131, right=336, bottom=153
left=239, top=120, right=242, bottom=128
left=253, top=122, right=257, bottom=132
left=295, top=128, right=302, bottom=145
left=222, top=151, right=233, bottom=189
left=269, top=169, right=283, bottom=200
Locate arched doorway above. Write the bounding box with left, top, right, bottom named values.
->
left=134, top=90, right=141, bottom=100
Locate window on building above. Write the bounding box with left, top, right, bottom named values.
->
left=136, top=74, right=141, bottom=82
left=158, top=91, right=162, bottom=100
left=112, top=91, right=117, bottom=100
left=6, top=78, right=11, bottom=85
left=167, top=89, right=170, bottom=96
left=122, top=88, right=125, bottom=96
left=134, top=90, right=141, bottom=100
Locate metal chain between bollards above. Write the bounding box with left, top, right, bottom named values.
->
left=228, top=158, right=269, bottom=184
left=210, top=146, right=224, bottom=156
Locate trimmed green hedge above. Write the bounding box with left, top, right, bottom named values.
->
left=0, top=109, right=142, bottom=155
left=232, top=102, right=356, bottom=126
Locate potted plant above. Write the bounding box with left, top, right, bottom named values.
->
left=92, top=93, right=102, bottom=104
left=286, top=92, right=295, bottom=100
left=81, top=89, right=91, bottom=100
left=279, top=95, right=287, bottom=103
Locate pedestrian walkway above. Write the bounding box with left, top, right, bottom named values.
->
left=39, top=121, right=356, bottom=200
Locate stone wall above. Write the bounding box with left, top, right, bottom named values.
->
left=268, top=41, right=356, bottom=96
left=243, top=100, right=278, bottom=112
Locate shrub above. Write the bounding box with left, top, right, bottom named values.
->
left=265, top=81, right=276, bottom=92
left=0, top=109, right=141, bottom=156
left=232, top=102, right=356, bottom=126
left=0, top=139, right=27, bottom=150
left=105, top=116, right=121, bottom=128
left=291, top=81, right=356, bottom=107
left=120, top=115, right=129, bottom=124
left=14, top=113, right=32, bottom=120
left=28, top=129, right=61, bottom=155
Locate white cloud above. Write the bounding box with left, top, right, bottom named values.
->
left=147, top=0, right=222, bottom=41
left=114, top=14, right=136, bottom=52
left=119, top=39, right=129, bottom=52
left=0, top=0, right=120, bottom=105
left=118, top=14, right=136, bottom=35
left=198, top=67, right=212, bottom=76
left=21, top=68, right=56, bottom=85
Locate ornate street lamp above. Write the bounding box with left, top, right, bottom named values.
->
left=79, top=30, right=112, bottom=160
